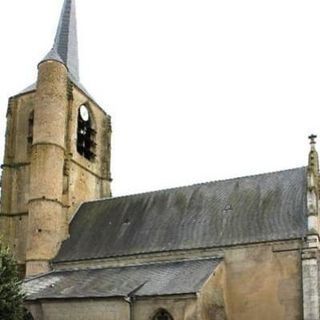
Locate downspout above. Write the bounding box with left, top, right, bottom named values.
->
left=124, top=281, right=147, bottom=320
left=124, top=296, right=135, bottom=320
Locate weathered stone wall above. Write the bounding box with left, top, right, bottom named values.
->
left=26, top=60, right=68, bottom=276
left=64, top=86, right=111, bottom=220
left=301, top=241, right=320, bottom=320
left=197, top=243, right=302, bottom=320
left=197, top=242, right=302, bottom=320
left=198, top=263, right=227, bottom=320
left=133, top=296, right=197, bottom=320
left=0, top=60, right=112, bottom=275
left=0, top=92, right=35, bottom=266
left=26, top=296, right=197, bottom=320
left=222, top=244, right=302, bottom=320
left=27, top=299, right=129, bottom=320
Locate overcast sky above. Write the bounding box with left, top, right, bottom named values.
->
left=1, top=0, right=320, bottom=196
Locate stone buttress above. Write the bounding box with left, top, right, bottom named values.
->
left=302, top=134, right=320, bottom=320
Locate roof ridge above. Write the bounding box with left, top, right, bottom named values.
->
left=84, top=166, right=306, bottom=204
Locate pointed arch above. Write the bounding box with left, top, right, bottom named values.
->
left=152, top=309, right=174, bottom=320
left=24, top=309, right=35, bottom=320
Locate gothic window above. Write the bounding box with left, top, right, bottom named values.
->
left=153, top=310, right=173, bottom=320
left=24, top=310, right=34, bottom=320
left=27, top=111, right=34, bottom=153
left=77, top=104, right=96, bottom=160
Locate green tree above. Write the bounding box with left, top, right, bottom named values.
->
left=0, top=242, right=26, bottom=320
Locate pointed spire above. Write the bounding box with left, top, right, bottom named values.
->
left=41, top=0, right=79, bottom=81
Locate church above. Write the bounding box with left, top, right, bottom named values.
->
left=1, top=0, right=319, bottom=319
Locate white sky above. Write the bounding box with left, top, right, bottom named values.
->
left=0, top=0, right=320, bottom=196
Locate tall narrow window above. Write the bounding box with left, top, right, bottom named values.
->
left=153, top=310, right=173, bottom=320
left=27, top=111, right=34, bottom=153
left=77, top=105, right=96, bottom=160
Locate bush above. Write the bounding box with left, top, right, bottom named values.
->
left=0, top=242, right=27, bottom=320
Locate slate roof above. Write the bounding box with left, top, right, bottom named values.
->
left=24, top=258, right=220, bottom=300
left=18, top=0, right=87, bottom=97
left=19, top=83, right=37, bottom=96
left=42, top=0, right=79, bottom=81
left=54, top=167, right=308, bottom=263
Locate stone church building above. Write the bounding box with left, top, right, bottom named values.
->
left=0, top=0, right=319, bottom=319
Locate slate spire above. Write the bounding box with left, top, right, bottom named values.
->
left=42, top=0, right=79, bottom=81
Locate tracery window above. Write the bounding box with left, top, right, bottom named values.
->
left=77, top=104, right=96, bottom=161
left=153, top=310, right=173, bottom=320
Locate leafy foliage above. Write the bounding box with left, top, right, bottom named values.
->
left=0, top=242, right=27, bottom=320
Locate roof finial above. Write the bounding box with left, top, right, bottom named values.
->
left=309, top=134, right=317, bottom=146
left=41, top=0, right=79, bottom=81
left=308, top=134, right=319, bottom=175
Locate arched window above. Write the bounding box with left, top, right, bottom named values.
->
left=77, top=104, right=96, bottom=161
left=153, top=309, right=173, bottom=320
left=24, top=310, right=34, bottom=320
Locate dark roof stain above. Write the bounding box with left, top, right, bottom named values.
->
left=54, top=167, right=308, bottom=263
left=24, top=258, right=221, bottom=300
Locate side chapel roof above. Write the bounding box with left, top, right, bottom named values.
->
left=24, top=258, right=221, bottom=300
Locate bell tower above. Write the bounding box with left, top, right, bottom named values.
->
left=0, top=0, right=112, bottom=276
